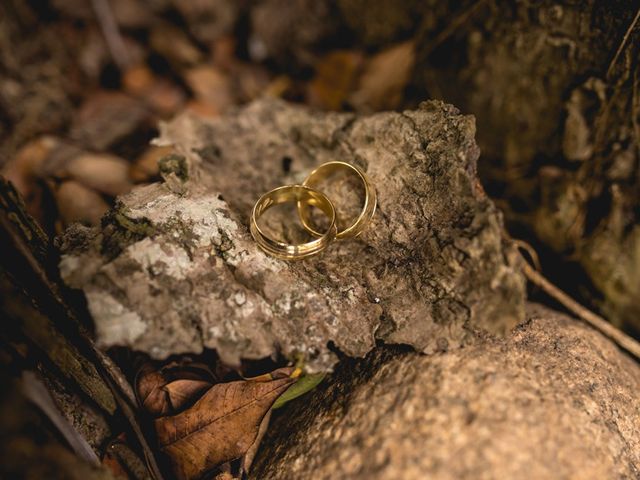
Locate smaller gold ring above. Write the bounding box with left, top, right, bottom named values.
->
left=299, top=161, right=376, bottom=239
left=251, top=185, right=337, bottom=260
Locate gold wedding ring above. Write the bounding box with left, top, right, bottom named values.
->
left=250, top=185, right=337, bottom=260
left=299, top=161, right=376, bottom=239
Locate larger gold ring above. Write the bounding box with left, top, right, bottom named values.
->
left=299, top=161, right=376, bottom=239
left=250, top=185, right=337, bottom=260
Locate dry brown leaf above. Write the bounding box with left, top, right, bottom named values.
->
left=185, top=66, right=234, bottom=116
left=164, top=379, right=213, bottom=412
left=150, top=23, right=203, bottom=67
left=136, top=366, right=172, bottom=417
left=1, top=136, right=58, bottom=222
left=123, top=64, right=187, bottom=118
left=144, top=80, right=187, bottom=118
left=350, top=41, right=416, bottom=112
left=130, top=146, right=174, bottom=183
left=2, top=137, right=56, bottom=195
left=307, top=50, right=364, bottom=111
left=135, top=361, right=215, bottom=417
left=155, top=368, right=295, bottom=480
left=123, top=65, right=156, bottom=97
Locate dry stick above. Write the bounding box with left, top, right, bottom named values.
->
left=606, top=6, right=640, bottom=79
left=90, top=0, right=131, bottom=70
left=633, top=64, right=640, bottom=154
left=418, top=0, right=489, bottom=57
left=521, top=259, right=640, bottom=361
left=103, top=373, right=166, bottom=480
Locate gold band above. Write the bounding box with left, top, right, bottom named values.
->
left=250, top=185, right=337, bottom=259
left=299, top=161, right=376, bottom=239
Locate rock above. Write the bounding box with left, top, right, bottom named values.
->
left=59, top=98, right=525, bottom=371
left=408, top=1, right=640, bottom=331
left=252, top=303, right=640, bottom=480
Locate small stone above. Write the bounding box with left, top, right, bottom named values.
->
left=55, top=181, right=109, bottom=227
left=67, top=153, right=133, bottom=197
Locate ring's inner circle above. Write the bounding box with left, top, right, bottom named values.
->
left=301, top=166, right=366, bottom=235
left=256, top=188, right=334, bottom=245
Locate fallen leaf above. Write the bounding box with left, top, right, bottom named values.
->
left=130, top=146, right=174, bottom=183
left=123, top=65, right=155, bottom=97
left=185, top=66, right=234, bottom=115
left=155, top=369, right=295, bottom=480
left=307, top=50, right=364, bottom=111
left=241, top=410, right=271, bottom=473
left=135, top=360, right=215, bottom=417
left=350, top=41, right=415, bottom=112
left=150, top=23, right=203, bottom=67
left=271, top=372, right=325, bottom=409
left=144, top=80, right=187, bottom=118
left=1, top=136, right=58, bottom=222
left=164, top=379, right=213, bottom=412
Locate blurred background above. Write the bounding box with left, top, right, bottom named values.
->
left=1, top=0, right=639, bottom=340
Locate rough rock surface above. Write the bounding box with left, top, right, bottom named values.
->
left=410, top=1, right=640, bottom=331
left=59, top=98, right=525, bottom=371
left=252, top=303, right=640, bottom=479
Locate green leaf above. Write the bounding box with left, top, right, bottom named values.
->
left=272, top=373, right=325, bottom=409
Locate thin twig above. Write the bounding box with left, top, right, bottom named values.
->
left=512, top=239, right=541, bottom=273
left=606, top=6, right=640, bottom=79
left=419, top=0, right=489, bottom=58
left=521, top=259, right=640, bottom=361
left=90, top=0, right=131, bottom=70
left=633, top=65, right=640, bottom=155
left=103, top=374, right=166, bottom=480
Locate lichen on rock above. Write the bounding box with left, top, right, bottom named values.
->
left=59, top=98, right=525, bottom=371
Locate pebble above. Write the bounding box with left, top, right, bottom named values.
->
left=66, top=153, right=133, bottom=196
left=55, top=180, right=109, bottom=226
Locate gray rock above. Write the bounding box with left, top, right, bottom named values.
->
left=59, top=98, right=525, bottom=371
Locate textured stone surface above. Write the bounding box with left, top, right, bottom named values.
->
left=252, top=303, right=640, bottom=479
left=59, top=98, right=525, bottom=371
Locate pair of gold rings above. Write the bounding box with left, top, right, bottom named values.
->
left=250, top=161, right=376, bottom=260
